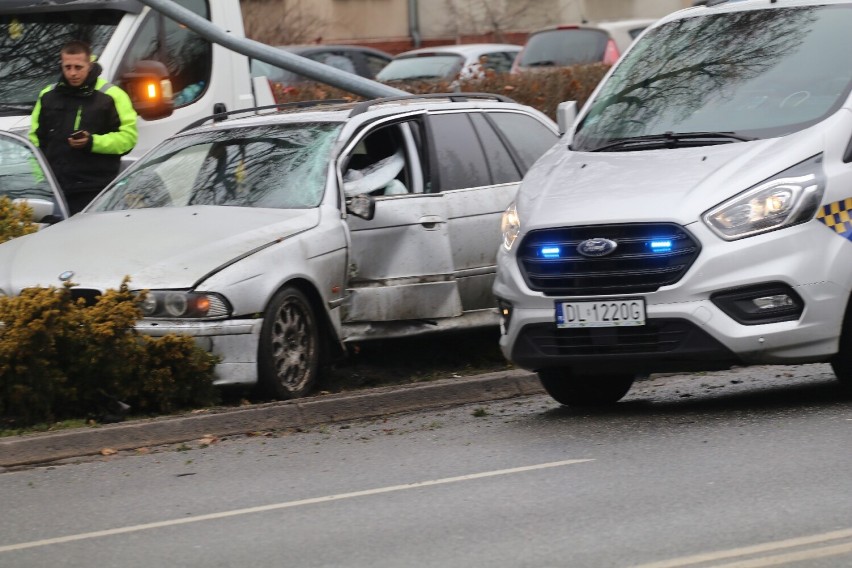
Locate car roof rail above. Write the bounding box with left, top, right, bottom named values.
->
left=178, top=99, right=354, bottom=133
left=348, top=92, right=517, bottom=117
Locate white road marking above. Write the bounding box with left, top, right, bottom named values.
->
left=710, top=541, right=852, bottom=567
left=633, top=527, right=852, bottom=568
left=0, top=459, right=593, bottom=554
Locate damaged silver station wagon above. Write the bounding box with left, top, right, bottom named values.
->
left=0, top=94, right=558, bottom=398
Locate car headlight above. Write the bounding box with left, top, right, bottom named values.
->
left=703, top=154, right=825, bottom=241
left=136, top=290, right=231, bottom=319
left=501, top=202, right=521, bottom=250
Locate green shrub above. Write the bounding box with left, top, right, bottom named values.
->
left=270, top=64, right=611, bottom=121
left=0, top=278, right=219, bottom=427
left=0, top=196, right=38, bottom=245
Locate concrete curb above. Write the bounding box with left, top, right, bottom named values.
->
left=0, top=370, right=542, bottom=468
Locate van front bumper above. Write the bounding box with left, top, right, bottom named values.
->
left=494, top=220, right=852, bottom=374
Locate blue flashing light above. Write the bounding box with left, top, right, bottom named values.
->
left=540, top=246, right=561, bottom=258
left=649, top=239, right=673, bottom=253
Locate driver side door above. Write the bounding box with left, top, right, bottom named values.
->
left=343, top=117, right=462, bottom=323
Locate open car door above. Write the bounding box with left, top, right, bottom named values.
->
left=0, top=130, right=68, bottom=223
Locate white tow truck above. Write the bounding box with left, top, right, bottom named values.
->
left=0, top=0, right=280, bottom=161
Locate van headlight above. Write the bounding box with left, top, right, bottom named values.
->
left=136, top=290, right=231, bottom=319
left=501, top=202, right=521, bottom=250
left=703, top=155, right=825, bottom=241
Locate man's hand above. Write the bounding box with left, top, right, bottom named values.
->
left=68, top=130, right=90, bottom=149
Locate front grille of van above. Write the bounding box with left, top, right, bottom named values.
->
left=521, top=319, right=691, bottom=356
left=517, top=223, right=700, bottom=296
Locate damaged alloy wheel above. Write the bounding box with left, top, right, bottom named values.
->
left=258, top=286, right=320, bottom=399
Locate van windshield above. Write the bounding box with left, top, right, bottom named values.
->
left=573, top=5, right=852, bottom=151
left=0, top=11, right=123, bottom=114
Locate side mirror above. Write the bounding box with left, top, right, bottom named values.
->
left=346, top=194, right=376, bottom=220
left=121, top=60, right=174, bottom=121
left=13, top=198, right=62, bottom=224
left=557, top=100, right=578, bottom=136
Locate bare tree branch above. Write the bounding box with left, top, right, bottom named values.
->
left=241, top=0, right=326, bottom=45
left=442, top=0, right=547, bottom=42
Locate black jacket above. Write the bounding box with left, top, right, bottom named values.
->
left=30, top=63, right=138, bottom=195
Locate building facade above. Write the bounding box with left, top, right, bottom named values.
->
left=242, top=0, right=693, bottom=53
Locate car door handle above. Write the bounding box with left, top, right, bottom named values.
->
left=419, top=215, right=444, bottom=230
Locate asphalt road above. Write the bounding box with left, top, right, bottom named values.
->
left=0, top=363, right=850, bottom=567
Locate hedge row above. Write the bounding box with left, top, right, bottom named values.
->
left=0, top=278, right=219, bottom=428
left=271, top=64, right=610, bottom=121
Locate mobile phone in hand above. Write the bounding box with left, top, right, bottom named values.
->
left=70, top=130, right=87, bottom=140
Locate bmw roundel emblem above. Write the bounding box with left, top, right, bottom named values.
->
left=58, top=271, right=75, bottom=282
left=577, top=238, right=618, bottom=257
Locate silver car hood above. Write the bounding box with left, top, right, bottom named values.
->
left=517, top=133, right=822, bottom=229
left=0, top=206, right=319, bottom=292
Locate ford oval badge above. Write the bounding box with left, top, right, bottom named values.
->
left=58, top=271, right=75, bottom=282
left=577, top=238, right=617, bottom=257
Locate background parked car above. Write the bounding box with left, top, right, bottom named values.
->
left=511, top=19, right=656, bottom=72
left=250, top=44, right=392, bottom=86
left=376, top=44, right=521, bottom=83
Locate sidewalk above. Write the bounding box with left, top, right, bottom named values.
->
left=0, top=370, right=542, bottom=468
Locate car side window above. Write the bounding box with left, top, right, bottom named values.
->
left=469, top=113, right=521, bottom=184
left=310, top=51, right=357, bottom=75
left=118, top=0, right=212, bottom=108
left=364, top=53, right=390, bottom=78
left=0, top=134, right=56, bottom=203
left=427, top=113, right=491, bottom=191
left=483, top=52, right=516, bottom=74
left=488, top=112, right=558, bottom=171
left=343, top=124, right=411, bottom=197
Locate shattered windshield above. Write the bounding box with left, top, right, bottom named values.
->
left=90, top=123, right=342, bottom=211
left=0, top=11, right=122, bottom=113
left=573, top=5, right=852, bottom=151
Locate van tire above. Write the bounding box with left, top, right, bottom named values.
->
left=830, top=356, right=852, bottom=394
left=538, top=369, right=634, bottom=406
left=258, top=286, right=320, bottom=400
left=829, top=296, right=852, bottom=394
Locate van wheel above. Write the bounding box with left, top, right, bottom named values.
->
left=258, top=286, right=320, bottom=400
left=538, top=369, right=634, bottom=407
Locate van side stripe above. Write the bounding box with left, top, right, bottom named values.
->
left=816, top=198, right=852, bottom=238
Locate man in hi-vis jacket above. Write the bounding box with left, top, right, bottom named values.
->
left=30, top=39, right=138, bottom=214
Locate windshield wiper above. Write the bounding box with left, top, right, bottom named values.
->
left=586, top=131, right=756, bottom=152
left=526, top=60, right=556, bottom=67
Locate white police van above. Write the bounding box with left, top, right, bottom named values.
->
left=494, top=0, right=852, bottom=406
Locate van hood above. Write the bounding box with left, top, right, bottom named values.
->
left=517, top=135, right=822, bottom=230
left=0, top=206, right=319, bottom=293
